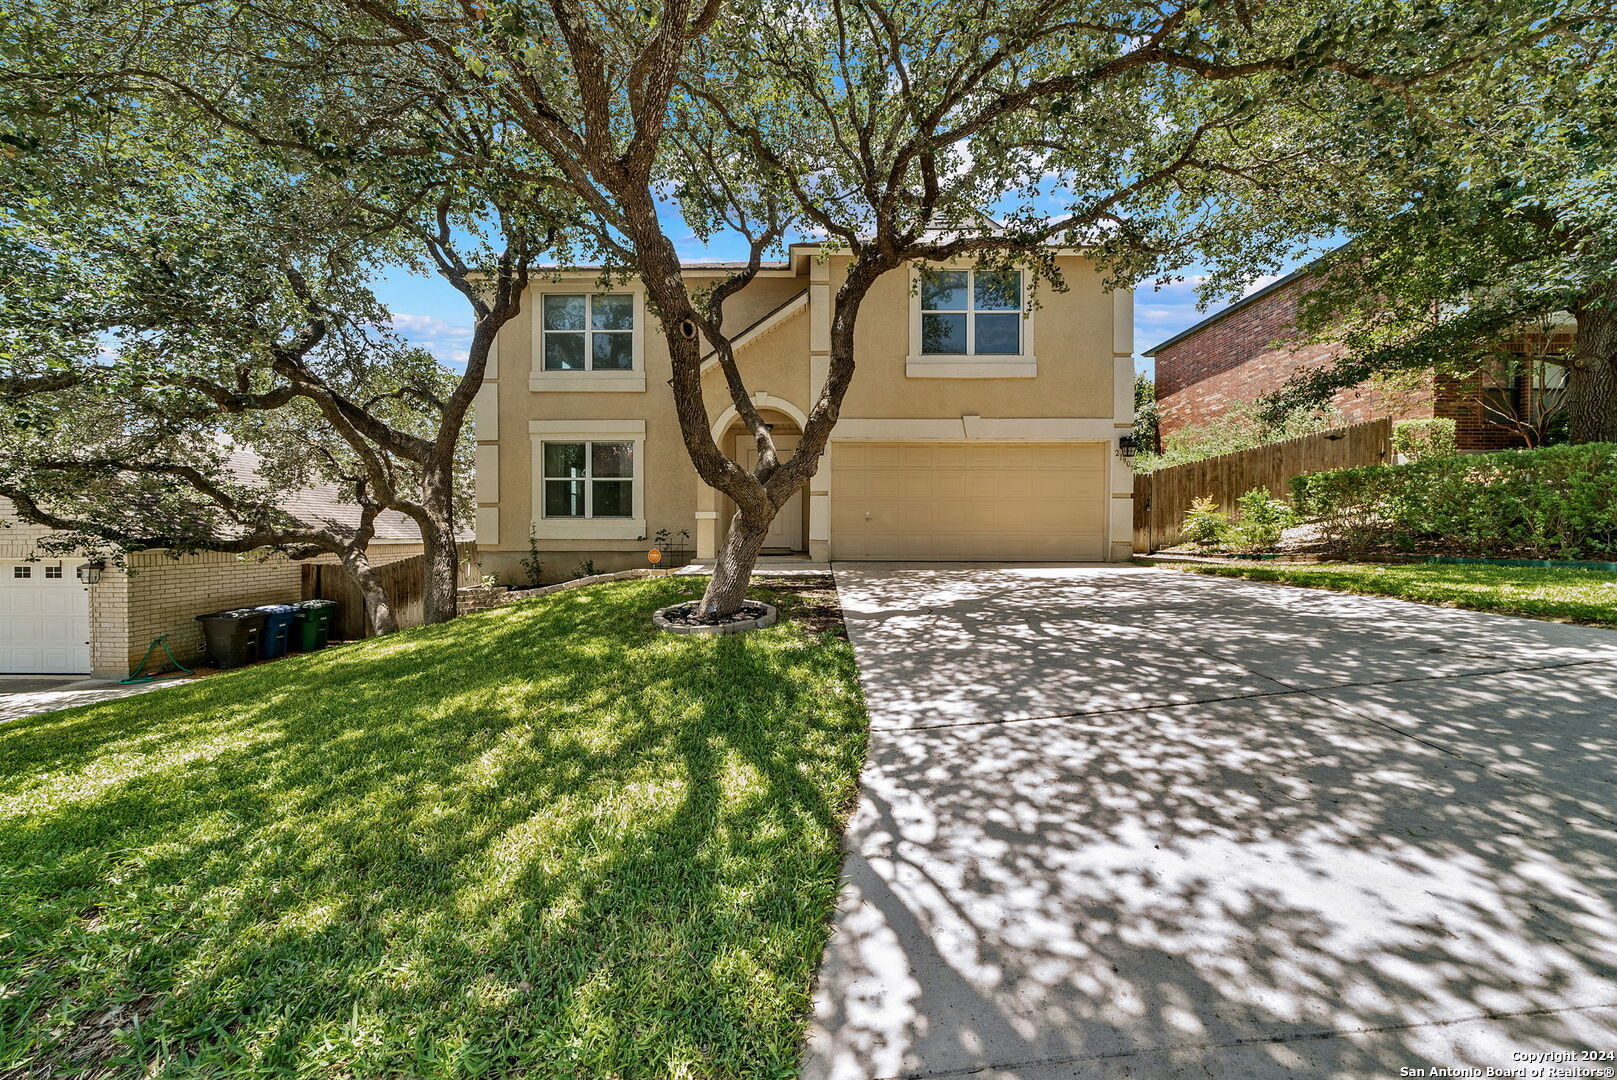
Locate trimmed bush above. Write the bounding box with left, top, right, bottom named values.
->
left=1391, top=418, right=1458, bottom=463
left=1227, top=488, right=1300, bottom=552
left=1290, top=443, right=1617, bottom=559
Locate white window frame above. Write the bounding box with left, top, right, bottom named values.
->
left=530, top=281, right=647, bottom=393
left=529, top=420, right=646, bottom=539
left=907, top=264, right=1036, bottom=379
left=12, top=565, right=30, bottom=579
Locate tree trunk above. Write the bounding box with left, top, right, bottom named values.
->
left=700, top=509, right=772, bottom=616
left=1569, top=282, right=1617, bottom=444
left=340, top=548, right=399, bottom=636
left=419, top=513, right=460, bottom=624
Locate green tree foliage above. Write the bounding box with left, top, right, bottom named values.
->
left=6, top=0, right=1604, bottom=613
left=0, top=9, right=565, bottom=621
left=1133, top=373, right=1161, bottom=454
left=1135, top=400, right=1344, bottom=472
left=1184, top=11, right=1617, bottom=442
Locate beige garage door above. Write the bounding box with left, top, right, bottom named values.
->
left=831, top=442, right=1108, bottom=561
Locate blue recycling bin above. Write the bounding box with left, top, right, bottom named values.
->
left=253, top=604, right=297, bottom=659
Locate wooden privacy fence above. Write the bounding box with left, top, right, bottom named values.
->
left=301, top=544, right=481, bottom=639
left=1133, top=418, right=1391, bottom=552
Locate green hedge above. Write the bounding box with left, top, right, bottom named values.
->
left=1289, top=443, right=1617, bottom=559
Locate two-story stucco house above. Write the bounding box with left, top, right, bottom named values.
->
left=472, top=245, right=1135, bottom=582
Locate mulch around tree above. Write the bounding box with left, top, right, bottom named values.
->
left=753, top=574, right=847, bottom=638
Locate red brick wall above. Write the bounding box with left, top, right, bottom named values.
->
left=1154, top=274, right=1435, bottom=437
left=1435, top=332, right=1575, bottom=452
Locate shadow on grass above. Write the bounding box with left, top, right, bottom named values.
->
left=0, top=578, right=867, bottom=1079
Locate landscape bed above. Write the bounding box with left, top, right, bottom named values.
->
left=1152, top=559, right=1617, bottom=628
left=0, top=576, right=866, bottom=1079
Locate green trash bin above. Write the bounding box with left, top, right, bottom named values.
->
left=292, top=599, right=338, bottom=651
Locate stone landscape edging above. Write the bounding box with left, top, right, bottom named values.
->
left=651, top=601, right=779, bottom=635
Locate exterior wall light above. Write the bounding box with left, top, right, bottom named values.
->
left=75, top=561, right=106, bottom=585
left=1116, top=434, right=1141, bottom=459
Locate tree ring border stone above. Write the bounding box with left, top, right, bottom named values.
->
left=652, top=600, right=778, bottom=635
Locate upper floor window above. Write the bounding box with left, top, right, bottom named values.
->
left=920, top=269, right=1023, bottom=356
left=542, top=294, right=634, bottom=371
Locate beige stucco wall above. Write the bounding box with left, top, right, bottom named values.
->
left=835, top=254, right=1117, bottom=419
left=478, top=251, right=1135, bottom=580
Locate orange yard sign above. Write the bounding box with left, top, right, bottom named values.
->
left=648, top=548, right=663, bottom=565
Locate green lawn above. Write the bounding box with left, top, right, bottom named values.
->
left=0, top=577, right=868, bottom=1079
left=1156, top=559, right=1617, bottom=627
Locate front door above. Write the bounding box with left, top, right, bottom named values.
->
left=735, top=432, right=805, bottom=552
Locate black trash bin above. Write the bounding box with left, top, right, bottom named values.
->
left=194, top=608, right=269, bottom=669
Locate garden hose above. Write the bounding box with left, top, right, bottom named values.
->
left=119, top=635, right=195, bottom=685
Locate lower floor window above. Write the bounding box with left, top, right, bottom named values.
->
left=543, top=441, right=634, bottom=518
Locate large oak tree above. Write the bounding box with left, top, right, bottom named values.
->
left=9, top=0, right=1600, bottom=613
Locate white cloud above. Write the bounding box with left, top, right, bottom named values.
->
left=390, top=313, right=475, bottom=370
left=390, top=313, right=472, bottom=339
left=1239, top=274, right=1284, bottom=298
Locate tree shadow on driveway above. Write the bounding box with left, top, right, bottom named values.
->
left=807, top=566, right=1617, bottom=1079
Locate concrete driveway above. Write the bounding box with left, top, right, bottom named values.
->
left=806, top=565, right=1617, bottom=1080
left=0, top=674, right=184, bottom=724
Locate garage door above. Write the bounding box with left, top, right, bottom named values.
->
left=831, top=442, right=1108, bottom=561
left=0, top=561, right=91, bottom=674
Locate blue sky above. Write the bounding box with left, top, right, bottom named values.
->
left=374, top=232, right=1299, bottom=380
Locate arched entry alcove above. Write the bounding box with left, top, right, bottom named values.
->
left=698, top=396, right=810, bottom=558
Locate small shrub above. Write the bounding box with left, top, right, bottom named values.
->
left=1181, top=496, right=1230, bottom=551
left=571, top=558, right=598, bottom=580
left=520, top=526, right=544, bottom=587
left=1226, top=488, right=1300, bottom=552
left=1391, top=418, right=1458, bottom=463
left=1290, top=443, right=1617, bottom=559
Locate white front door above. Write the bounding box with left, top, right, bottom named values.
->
left=736, top=433, right=805, bottom=552
left=0, top=561, right=91, bottom=674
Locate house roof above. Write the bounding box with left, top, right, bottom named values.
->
left=225, top=450, right=438, bottom=544
left=699, top=289, right=809, bottom=369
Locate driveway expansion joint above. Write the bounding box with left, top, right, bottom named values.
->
left=869, top=655, right=1616, bottom=736
left=878, top=1001, right=1617, bottom=1080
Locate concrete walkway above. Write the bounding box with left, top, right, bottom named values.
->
left=0, top=674, right=188, bottom=724
left=806, top=565, right=1617, bottom=1079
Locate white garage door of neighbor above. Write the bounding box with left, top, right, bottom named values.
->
left=0, top=562, right=91, bottom=674
left=831, top=442, right=1108, bottom=561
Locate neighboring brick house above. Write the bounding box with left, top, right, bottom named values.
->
left=0, top=478, right=428, bottom=679
left=1144, top=262, right=1569, bottom=453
